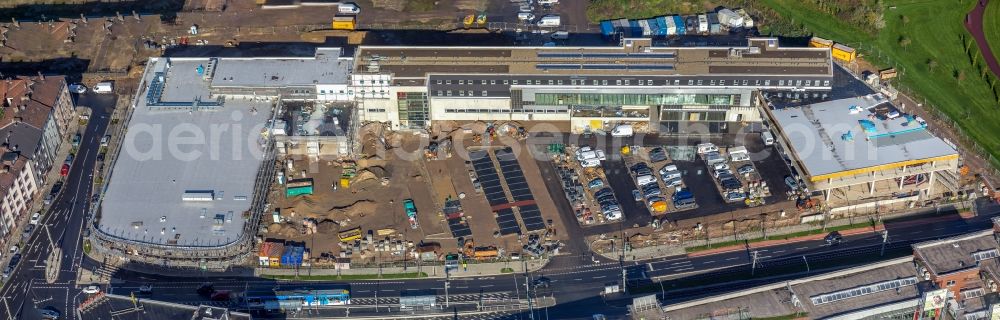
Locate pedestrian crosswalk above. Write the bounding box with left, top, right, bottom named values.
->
left=94, top=264, right=118, bottom=279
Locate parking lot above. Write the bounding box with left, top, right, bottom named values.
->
left=537, top=133, right=796, bottom=235
left=621, top=145, right=698, bottom=216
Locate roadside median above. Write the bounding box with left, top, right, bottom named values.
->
left=686, top=221, right=885, bottom=257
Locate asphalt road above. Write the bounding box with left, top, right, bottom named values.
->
left=90, top=202, right=1000, bottom=319
left=0, top=93, right=115, bottom=320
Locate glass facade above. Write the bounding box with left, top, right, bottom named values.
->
left=397, top=92, right=429, bottom=129
left=534, top=93, right=737, bottom=106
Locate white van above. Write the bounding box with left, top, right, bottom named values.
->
left=338, top=3, right=360, bottom=14
left=636, top=175, right=656, bottom=186
left=761, top=131, right=775, bottom=146
left=728, top=146, right=750, bottom=162
left=610, top=124, right=633, bottom=137
left=93, top=81, right=114, bottom=94
left=537, top=15, right=561, bottom=27
left=550, top=31, right=570, bottom=40
left=538, top=0, right=559, bottom=5
left=581, top=158, right=601, bottom=168
left=518, top=12, right=535, bottom=21
left=696, top=143, right=719, bottom=154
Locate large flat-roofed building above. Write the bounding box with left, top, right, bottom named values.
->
left=94, top=49, right=353, bottom=265
left=763, top=94, right=960, bottom=211
left=664, top=259, right=933, bottom=320
left=353, top=38, right=833, bottom=133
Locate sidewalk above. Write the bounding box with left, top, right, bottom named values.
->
left=597, top=201, right=974, bottom=262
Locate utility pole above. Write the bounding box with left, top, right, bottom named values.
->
left=750, top=250, right=760, bottom=276
left=444, top=269, right=450, bottom=309
left=803, top=256, right=810, bottom=272
left=880, top=230, right=889, bottom=256
left=524, top=264, right=535, bottom=320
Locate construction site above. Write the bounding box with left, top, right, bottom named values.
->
left=261, top=120, right=567, bottom=268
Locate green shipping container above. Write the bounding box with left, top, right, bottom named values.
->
left=286, top=186, right=314, bottom=197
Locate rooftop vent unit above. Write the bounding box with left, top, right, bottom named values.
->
left=201, top=58, right=218, bottom=82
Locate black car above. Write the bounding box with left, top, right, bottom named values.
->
left=595, top=188, right=615, bottom=198
left=532, top=277, right=551, bottom=288
left=50, top=181, right=63, bottom=195
left=630, top=163, right=649, bottom=173
left=196, top=283, right=214, bottom=295
left=649, top=148, right=668, bottom=162
left=39, top=306, right=61, bottom=319
left=825, top=231, right=843, bottom=245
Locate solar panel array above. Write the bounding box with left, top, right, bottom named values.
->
left=518, top=204, right=546, bottom=232
left=495, top=148, right=533, bottom=202
left=495, top=208, right=521, bottom=235
left=496, top=148, right=545, bottom=232
left=470, top=151, right=508, bottom=206
left=447, top=217, right=472, bottom=238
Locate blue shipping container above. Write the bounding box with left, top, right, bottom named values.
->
left=655, top=17, right=669, bottom=36
left=600, top=20, right=615, bottom=36
left=629, top=20, right=641, bottom=38
left=281, top=246, right=305, bottom=266
left=673, top=15, right=686, bottom=34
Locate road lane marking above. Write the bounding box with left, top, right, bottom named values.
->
left=675, top=267, right=693, bottom=272
left=726, top=257, right=739, bottom=261
left=592, top=275, right=605, bottom=279
left=670, top=261, right=692, bottom=266
left=772, top=250, right=785, bottom=253
left=796, top=247, right=808, bottom=250
left=574, top=278, right=582, bottom=281
left=702, top=260, right=715, bottom=264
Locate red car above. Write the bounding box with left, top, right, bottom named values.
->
left=60, top=164, right=70, bottom=177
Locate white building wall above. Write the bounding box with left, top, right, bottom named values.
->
left=315, top=84, right=351, bottom=101
left=429, top=98, right=513, bottom=121
left=0, top=162, right=37, bottom=238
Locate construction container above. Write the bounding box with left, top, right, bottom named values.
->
left=707, top=13, right=721, bottom=34
left=338, top=227, right=362, bottom=242
left=332, top=16, right=356, bottom=30
left=281, top=246, right=305, bottom=266
left=697, top=14, right=708, bottom=33
left=661, top=16, right=676, bottom=35
left=674, top=15, right=686, bottom=35
left=717, top=8, right=744, bottom=28
left=260, top=242, right=285, bottom=267
left=639, top=19, right=651, bottom=37
left=832, top=43, right=857, bottom=63
left=809, top=37, right=834, bottom=48
left=629, top=20, right=641, bottom=37
left=600, top=20, right=614, bottom=37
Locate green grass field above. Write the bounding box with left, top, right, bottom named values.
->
left=759, top=0, right=1000, bottom=168
left=985, top=0, right=1000, bottom=64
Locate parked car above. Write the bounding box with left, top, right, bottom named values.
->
left=9, top=245, right=18, bottom=255
left=660, top=170, right=681, bottom=180
left=587, top=178, right=604, bottom=189
left=631, top=190, right=642, bottom=201
left=713, top=169, right=733, bottom=179
left=658, top=164, right=678, bottom=175
left=595, top=188, right=614, bottom=199
left=139, top=284, right=153, bottom=294
left=725, top=191, right=746, bottom=202
left=2, top=265, right=12, bottom=278
left=737, top=164, right=755, bottom=175
left=82, top=285, right=101, bottom=294
left=630, top=162, right=649, bottom=173
left=649, top=148, right=668, bottom=162
left=68, top=83, right=87, bottom=94
left=30, top=212, right=41, bottom=225
left=100, top=135, right=110, bottom=147
left=664, top=177, right=683, bottom=188
left=785, top=176, right=799, bottom=190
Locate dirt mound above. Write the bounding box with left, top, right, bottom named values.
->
left=324, top=199, right=379, bottom=219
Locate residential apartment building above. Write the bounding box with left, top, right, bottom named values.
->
left=0, top=75, right=75, bottom=241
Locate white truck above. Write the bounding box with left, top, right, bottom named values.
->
left=338, top=3, right=360, bottom=14
left=550, top=31, right=570, bottom=40
left=537, top=15, right=561, bottom=27
left=610, top=124, right=633, bottom=137
left=93, top=81, right=114, bottom=94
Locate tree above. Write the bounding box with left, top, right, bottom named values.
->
left=898, top=36, right=911, bottom=50
left=900, top=14, right=909, bottom=25
left=927, top=59, right=938, bottom=72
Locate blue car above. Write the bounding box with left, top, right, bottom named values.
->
left=588, top=178, right=605, bottom=189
